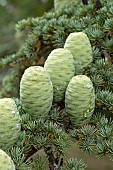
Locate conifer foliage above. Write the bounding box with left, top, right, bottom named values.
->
left=0, top=0, right=113, bottom=169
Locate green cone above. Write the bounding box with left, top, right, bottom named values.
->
left=0, top=149, right=15, bottom=170
left=65, top=75, right=95, bottom=127
left=44, top=48, right=75, bottom=103
left=0, top=98, right=21, bottom=150
left=64, top=32, right=92, bottom=74
left=20, top=66, right=53, bottom=119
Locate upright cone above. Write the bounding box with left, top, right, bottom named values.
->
left=0, top=149, right=15, bottom=170
left=44, top=48, right=75, bottom=102
left=64, top=32, right=92, bottom=74
left=65, top=75, right=95, bottom=127
left=0, top=98, right=21, bottom=150
left=20, top=66, right=53, bottom=119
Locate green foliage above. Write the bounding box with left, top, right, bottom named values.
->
left=71, top=114, right=113, bottom=160
left=63, top=158, right=87, bottom=170
left=90, top=59, right=113, bottom=91
left=10, top=147, right=31, bottom=170
left=1, top=0, right=113, bottom=169
left=31, top=156, right=48, bottom=170
left=3, top=104, right=113, bottom=169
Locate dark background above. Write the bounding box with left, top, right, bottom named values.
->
left=0, top=0, right=53, bottom=57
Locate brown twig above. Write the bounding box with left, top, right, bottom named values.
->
left=44, top=147, right=63, bottom=170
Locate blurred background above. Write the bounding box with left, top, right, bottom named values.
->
left=0, top=0, right=53, bottom=58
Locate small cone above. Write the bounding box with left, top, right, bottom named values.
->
left=65, top=75, right=95, bottom=127
left=64, top=32, right=92, bottom=74
left=44, top=48, right=75, bottom=102
left=0, top=149, right=15, bottom=170
left=0, top=98, right=21, bottom=150
left=20, top=66, right=53, bottom=119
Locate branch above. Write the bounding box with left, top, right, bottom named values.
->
left=44, top=147, right=63, bottom=170
left=71, top=114, right=113, bottom=160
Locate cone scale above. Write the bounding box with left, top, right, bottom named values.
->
left=65, top=75, right=95, bottom=127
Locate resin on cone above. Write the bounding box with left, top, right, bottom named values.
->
left=44, top=48, right=75, bottom=102
left=20, top=66, right=53, bottom=119
left=0, top=98, right=21, bottom=150
left=0, top=149, right=15, bottom=170
left=65, top=75, right=95, bottom=127
left=64, top=32, right=92, bottom=74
